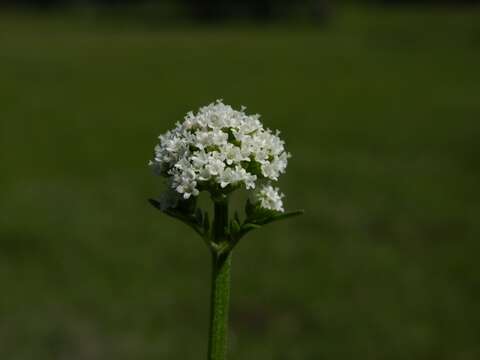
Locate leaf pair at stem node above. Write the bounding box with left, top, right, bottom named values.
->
left=149, top=193, right=303, bottom=255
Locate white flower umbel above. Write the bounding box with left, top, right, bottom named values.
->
left=149, top=101, right=303, bottom=360
left=150, top=100, right=290, bottom=211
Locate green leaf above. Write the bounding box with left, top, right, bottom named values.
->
left=148, top=196, right=205, bottom=238
left=242, top=223, right=262, bottom=231
left=230, top=219, right=241, bottom=234
left=234, top=211, right=241, bottom=225
left=148, top=198, right=162, bottom=211
left=163, top=208, right=202, bottom=235
left=149, top=190, right=181, bottom=211
left=258, top=210, right=304, bottom=225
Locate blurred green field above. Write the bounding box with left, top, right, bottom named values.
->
left=1, top=6, right=480, bottom=360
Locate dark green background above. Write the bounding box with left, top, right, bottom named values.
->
left=1, top=6, right=479, bottom=359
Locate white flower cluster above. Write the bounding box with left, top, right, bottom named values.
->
left=150, top=100, right=289, bottom=212
left=256, top=185, right=285, bottom=213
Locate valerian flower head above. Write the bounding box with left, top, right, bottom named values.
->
left=149, top=100, right=290, bottom=212
left=148, top=102, right=303, bottom=360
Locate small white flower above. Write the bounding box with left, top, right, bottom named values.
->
left=223, top=143, right=247, bottom=165
left=205, top=156, right=226, bottom=176
left=170, top=166, right=199, bottom=199
left=191, top=150, right=210, bottom=168
left=219, top=167, right=236, bottom=188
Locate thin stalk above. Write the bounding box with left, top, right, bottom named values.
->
left=207, top=198, right=231, bottom=360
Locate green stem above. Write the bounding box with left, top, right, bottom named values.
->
left=207, top=252, right=231, bottom=360
left=213, top=198, right=229, bottom=244
left=207, top=198, right=231, bottom=360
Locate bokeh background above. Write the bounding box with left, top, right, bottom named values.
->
left=1, top=1, right=480, bottom=359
